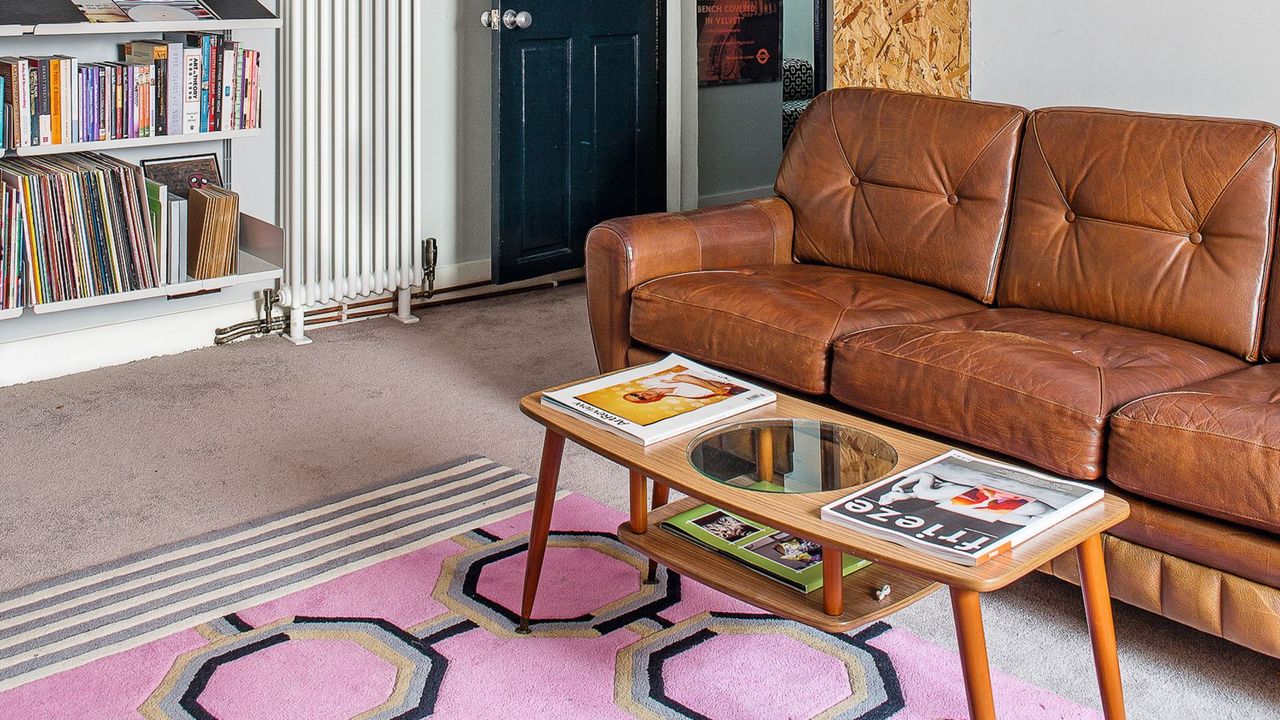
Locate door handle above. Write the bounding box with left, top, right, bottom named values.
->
left=503, top=10, right=533, bottom=29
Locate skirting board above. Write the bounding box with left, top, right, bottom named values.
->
left=0, top=258, right=579, bottom=387
left=0, top=299, right=259, bottom=387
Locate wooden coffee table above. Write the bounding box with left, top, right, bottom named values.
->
left=516, top=381, right=1130, bottom=720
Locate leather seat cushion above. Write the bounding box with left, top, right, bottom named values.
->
left=830, top=308, right=1247, bottom=479
left=1105, top=488, right=1280, bottom=588
left=1109, top=364, right=1280, bottom=534
left=629, top=264, right=983, bottom=394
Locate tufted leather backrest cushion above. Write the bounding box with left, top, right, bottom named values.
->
left=775, top=88, right=1027, bottom=303
left=998, top=108, right=1280, bottom=361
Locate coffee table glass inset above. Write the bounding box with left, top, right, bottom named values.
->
left=688, top=418, right=898, bottom=494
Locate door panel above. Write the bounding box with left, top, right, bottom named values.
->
left=492, top=0, right=663, bottom=284
left=515, top=40, right=573, bottom=259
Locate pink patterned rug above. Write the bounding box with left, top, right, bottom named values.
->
left=0, top=465, right=1099, bottom=719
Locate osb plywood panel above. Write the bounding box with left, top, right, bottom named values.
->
left=834, top=0, right=970, bottom=98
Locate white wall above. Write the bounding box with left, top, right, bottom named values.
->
left=972, top=0, right=1280, bottom=124
left=783, top=0, right=814, bottom=63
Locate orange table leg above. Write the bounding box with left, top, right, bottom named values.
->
left=756, top=426, right=774, bottom=484
left=822, top=546, right=843, bottom=616
left=950, top=587, right=996, bottom=720
left=1077, top=534, right=1127, bottom=719
left=646, top=481, right=671, bottom=584
left=516, top=429, right=566, bottom=634
left=628, top=469, right=648, bottom=534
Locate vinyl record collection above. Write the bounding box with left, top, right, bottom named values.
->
left=0, top=32, right=263, bottom=152
left=0, top=151, right=242, bottom=311
left=0, top=152, right=161, bottom=309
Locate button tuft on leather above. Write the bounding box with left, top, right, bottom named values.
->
left=1064, top=210, right=1077, bottom=223
left=849, top=174, right=860, bottom=187
left=1189, top=231, right=1204, bottom=245
left=946, top=193, right=959, bottom=205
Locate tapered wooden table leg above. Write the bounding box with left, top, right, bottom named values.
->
left=822, top=546, right=843, bottom=616
left=1077, top=534, right=1126, bottom=719
left=646, top=481, right=671, bottom=584
left=629, top=469, right=649, bottom=533
left=950, top=587, right=996, bottom=720
left=516, top=429, right=566, bottom=635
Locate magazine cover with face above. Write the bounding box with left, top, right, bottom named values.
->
left=820, top=450, right=1104, bottom=566
left=541, top=354, right=776, bottom=445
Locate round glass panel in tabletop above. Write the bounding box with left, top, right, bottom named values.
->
left=687, top=418, right=898, bottom=494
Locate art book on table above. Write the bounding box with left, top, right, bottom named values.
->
left=541, top=354, right=776, bottom=445
left=821, top=450, right=1105, bottom=566
left=661, top=500, right=870, bottom=593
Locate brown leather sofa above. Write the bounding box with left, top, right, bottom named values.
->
left=584, top=87, right=1280, bottom=658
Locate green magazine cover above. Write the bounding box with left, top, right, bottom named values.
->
left=660, top=502, right=870, bottom=593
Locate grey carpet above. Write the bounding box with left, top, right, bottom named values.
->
left=0, top=283, right=1276, bottom=718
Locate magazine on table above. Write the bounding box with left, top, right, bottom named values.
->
left=541, top=354, right=776, bottom=445
left=661, top=500, right=870, bottom=593
left=820, top=450, right=1104, bottom=566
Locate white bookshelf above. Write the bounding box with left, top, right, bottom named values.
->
left=12, top=128, right=262, bottom=157
left=0, top=4, right=283, bottom=334
left=29, top=249, right=282, bottom=315
left=25, top=19, right=283, bottom=37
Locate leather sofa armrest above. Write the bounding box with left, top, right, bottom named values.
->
left=584, top=196, right=795, bottom=372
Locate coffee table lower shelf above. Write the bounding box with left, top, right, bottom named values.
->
left=617, top=498, right=942, bottom=633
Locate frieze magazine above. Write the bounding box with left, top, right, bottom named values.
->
left=820, top=450, right=1104, bottom=566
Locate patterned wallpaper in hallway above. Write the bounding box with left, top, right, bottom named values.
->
left=833, top=0, right=970, bottom=98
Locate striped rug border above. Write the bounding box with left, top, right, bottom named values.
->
left=0, top=456, right=549, bottom=693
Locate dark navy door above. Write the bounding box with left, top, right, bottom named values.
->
left=490, top=1, right=664, bottom=284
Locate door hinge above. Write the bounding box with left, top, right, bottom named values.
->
left=422, top=238, right=439, bottom=299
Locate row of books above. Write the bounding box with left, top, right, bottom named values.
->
left=0, top=33, right=263, bottom=151
left=0, top=152, right=241, bottom=310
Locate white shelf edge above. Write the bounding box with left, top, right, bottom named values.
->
left=11, top=129, right=261, bottom=158
left=27, top=251, right=280, bottom=316
left=0, top=25, right=22, bottom=37
left=26, top=18, right=282, bottom=36
left=166, top=250, right=282, bottom=296
left=0, top=307, right=23, bottom=320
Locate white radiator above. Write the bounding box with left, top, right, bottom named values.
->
left=279, top=0, right=424, bottom=343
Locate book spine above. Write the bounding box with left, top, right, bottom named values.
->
left=209, top=35, right=222, bottom=132
left=50, top=58, right=61, bottom=145
left=115, top=65, right=124, bottom=141
left=199, top=35, right=210, bottom=133
left=232, top=49, right=244, bottom=131
left=220, top=42, right=234, bottom=132
left=125, top=65, right=135, bottom=139
left=17, top=59, right=28, bottom=148
left=166, top=43, right=183, bottom=136
left=34, top=60, right=49, bottom=146
left=182, top=49, right=201, bottom=135
left=0, top=62, right=16, bottom=150
left=27, top=65, right=38, bottom=146
left=154, top=54, right=167, bottom=136
left=67, top=58, right=77, bottom=145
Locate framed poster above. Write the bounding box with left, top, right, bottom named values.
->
left=697, top=1, right=781, bottom=86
